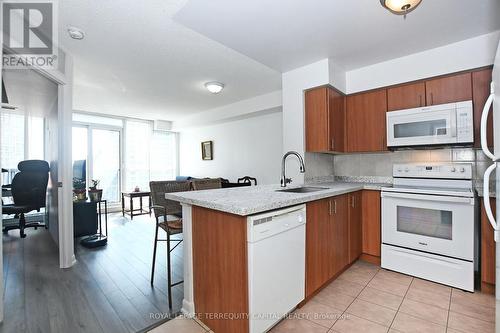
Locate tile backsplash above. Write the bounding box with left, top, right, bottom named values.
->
left=333, top=148, right=493, bottom=183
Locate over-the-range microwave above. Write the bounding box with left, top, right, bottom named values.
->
left=386, top=100, right=473, bottom=148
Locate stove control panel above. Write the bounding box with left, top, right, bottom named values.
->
left=393, top=163, right=473, bottom=179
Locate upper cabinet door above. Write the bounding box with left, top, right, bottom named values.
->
left=472, top=68, right=493, bottom=148
left=387, top=82, right=426, bottom=111
left=328, top=88, right=346, bottom=152
left=425, top=73, right=472, bottom=106
left=305, top=87, right=329, bottom=152
left=346, top=89, right=387, bottom=152
left=305, top=87, right=345, bottom=152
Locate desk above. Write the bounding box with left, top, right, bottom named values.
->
left=121, top=191, right=151, bottom=220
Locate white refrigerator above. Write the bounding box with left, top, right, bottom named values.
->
left=481, top=37, right=500, bottom=300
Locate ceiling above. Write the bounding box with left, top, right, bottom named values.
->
left=174, top=0, right=500, bottom=72
left=58, top=0, right=282, bottom=121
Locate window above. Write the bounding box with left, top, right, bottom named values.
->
left=150, top=131, right=177, bottom=181
left=1, top=110, right=44, bottom=170
left=124, top=120, right=151, bottom=192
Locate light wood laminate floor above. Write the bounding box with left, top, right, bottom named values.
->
left=0, top=213, right=183, bottom=333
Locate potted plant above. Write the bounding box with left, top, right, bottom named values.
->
left=73, top=178, right=87, bottom=201
left=88, top=179, right=103, bottom=202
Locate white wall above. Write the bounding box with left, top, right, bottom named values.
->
left=281, top=58, right=342, bottom=184
left=346, top=31, right=500, bottom=93
left=179, top=111, right=283, bottom=185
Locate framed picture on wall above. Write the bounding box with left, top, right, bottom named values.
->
left=201, top=141, right=213, bottom=160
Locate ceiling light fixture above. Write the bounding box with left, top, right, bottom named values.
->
left=380, top=0, right=422, bottom=19
left=204, top=81, right=224, bottom=94
left=67, top=26, right=85, bottom=40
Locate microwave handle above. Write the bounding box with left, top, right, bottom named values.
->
left=483, top=163, right=499, bottom=241
left=449, top=109, right=457, bottom=138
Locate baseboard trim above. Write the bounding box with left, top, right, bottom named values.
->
left=481, top=282, right=495, bottom=295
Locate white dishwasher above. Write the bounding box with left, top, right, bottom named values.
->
left=247, top=204, right=306, bottom=333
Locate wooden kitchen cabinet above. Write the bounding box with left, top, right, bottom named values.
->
left=305, top=86, right=345, bottom=152
left=306, top=198, right=333, bottom=297
left=473, top=68, right=494, bottom=148
left=481, top=197, right=496, bottom=294
left=346, top=89, right=387, bottom=152
left=348, top=191, right=362, bottom=264
left=387, top=81, right=426, bottom=111
left=332, top=195, right=349, bottom=275
left=425, top=73, right=472, bottom=106
left=305, top=194, right=349, bottom=297
left=361, top=190, right=381, bottom=259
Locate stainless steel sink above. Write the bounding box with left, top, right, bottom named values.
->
left=276, top=186, right=328, bottom=193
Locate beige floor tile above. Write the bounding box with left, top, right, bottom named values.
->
left=331, top=313, right=389, bottom=333
left=270, top=317, right=329, bottom=333
left=351, top=260, right=381, bottom=272
left=398, top=298, right=448, bottom=326
left=447, top=311, right=495, bottom=333
left=149, top=317, right=207, bottom=333
left=357, top=287, right=403, bottom=310
left=325, top=278, right=365, bottom=298
left=410, top=278, right=451, bottom=297
left=376, top=270, right=413, bottom=286
left=314, top=287, right=355, bottom=311
left=346, top=299, right=396, bottom=327
left=451, top=289, right=496, bottom=308
left=405, top=286, right=450, bottom=310
left=450, top=299, right=495, bottom=323
left=368, top=275, right=409, bottom=297
left=294, top=300, right=344, bottom=328
left=391, top=312, right=446, bottom=333
left=337, top=269, right=374, bottom=286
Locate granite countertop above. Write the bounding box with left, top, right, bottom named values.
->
left=165, top=181, right=391, bottom=216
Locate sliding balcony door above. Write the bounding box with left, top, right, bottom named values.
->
left=72, top=125, right=122, bottom=203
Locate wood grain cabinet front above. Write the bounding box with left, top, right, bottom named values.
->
left=346, top=89, right=387, bottom=153
left=348, top=191, right=362, bottom=264
left=305, top=86, right=346, bottom=153
left=387, top=81, right=426, bottom=111
left=481, top=197, right=496, bottom=294
left=425, top=72, right=472, bottom=106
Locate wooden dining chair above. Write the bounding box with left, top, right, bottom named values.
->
left=237, top=176, right=257, bottom=186
left=191, top=178, right=222, bottom=190
left=149, top=180, right=191, bottom=308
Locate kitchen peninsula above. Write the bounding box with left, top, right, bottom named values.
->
left=166, top=181, right=387, bottom=333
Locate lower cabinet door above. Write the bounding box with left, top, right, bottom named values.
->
left=332, top=195, right=349, bottom=275
left=306, top=198, right=332, bottom=297
left=348, top=191, right=362, bottom=263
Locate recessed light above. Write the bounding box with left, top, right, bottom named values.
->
left=204, top=82, right=224, bottom=94
left=67, top=26, right=85, bottom=40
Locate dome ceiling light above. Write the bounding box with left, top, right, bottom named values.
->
left=204, top=81, right=225, bottom=94
left=380, top=0, right=422, bottom=19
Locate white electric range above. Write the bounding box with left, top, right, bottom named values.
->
left=381, top=163, right=477, bottom=291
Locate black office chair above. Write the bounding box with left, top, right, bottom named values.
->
left=3, top=160, right=49, bottom=238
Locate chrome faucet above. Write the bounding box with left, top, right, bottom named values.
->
left=281, top=151, right=306, bottom=187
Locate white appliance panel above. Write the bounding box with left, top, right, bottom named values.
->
left=382, top=191, right=475, bottom=261
left=382, top=245, right=474, bottom=291
left=247, top=205, right=306, bottom=333
left=387, top=101, right=473, bottom=147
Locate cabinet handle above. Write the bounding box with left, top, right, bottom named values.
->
left=419, top=95, right=423, bottom=107
left=334, top=200, right=337, bottom=214
left=430, top=93, right=434, bottom=105
left=329, top=200, right=332, bottom=216
left=331, top=139, right=335, bottom=150
left=351, top=196, right=355, bottom=208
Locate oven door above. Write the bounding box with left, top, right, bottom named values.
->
left=382, top=191, right=474, bottom=261
left=387, top=107, right=457, bottom=147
